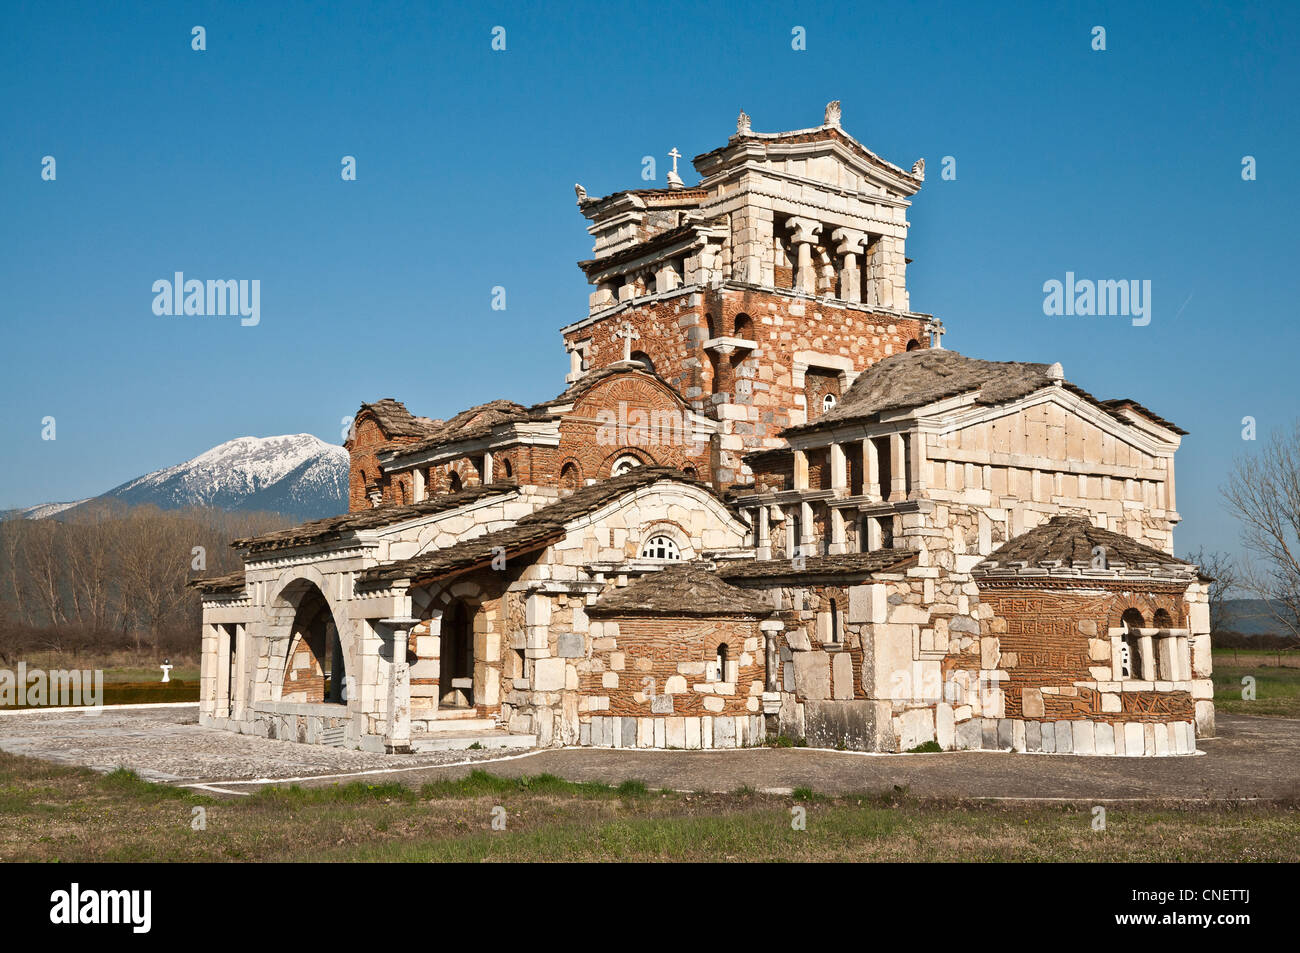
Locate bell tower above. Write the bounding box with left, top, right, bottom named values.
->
left=562, top=102, right=938, bottom=485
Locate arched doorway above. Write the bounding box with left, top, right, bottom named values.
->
left=440, top=601, right=475, bottom=709
left=281, top=583, right=347, bottom=704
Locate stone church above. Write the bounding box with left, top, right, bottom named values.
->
left=197, top=102, right=1213, bottom=757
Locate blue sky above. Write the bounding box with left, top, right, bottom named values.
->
left=1, top=0, right=1296, bottom=563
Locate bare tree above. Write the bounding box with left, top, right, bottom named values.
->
left=1223, top=421, right=1300, bottom=640
left=1183, top=547, right=1238, bottom=633
left=21, top=518, right=68, bottom=626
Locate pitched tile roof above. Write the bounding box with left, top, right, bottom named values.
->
left=357, top=468, right=730, bottom=586
left=716, top=550, right=917, bottom=581
left=356, top=398, right=439, bottom=438
left=358, top=521, right=565, bottom=586
left=785, top=349, right=1055, bottom=435
left=783, top=348, right=1185, bottom=437
left=975, top=516, right=1196, bottom=581
left=390, top=400, right=541, bottom=455
left=190, top=569, right=247, bottom=594
left=233, top=483, right=518, bottom=554
left=589, top=563, right=774, bottom=617
left=513, top=466, right=726, bottom=527
left=534, top=362, right=687, bottom=410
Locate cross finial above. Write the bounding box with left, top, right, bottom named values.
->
left=927, top=319, right=946, bottom=349
left=614, top=321, right=641, bottom=361
left=667, top=148, right=681, bottom=175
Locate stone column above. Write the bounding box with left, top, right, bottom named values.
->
left=380, top=617, right=419, bottom=753
left=863, top=235, right=881, bottom=308
left=712, top=343, right=736, bottom=399
left=215, top=623, right=232, bottom=718
left=757, top=506, right=771, bottom=560
left=832, top=228, right=866, bottom=302
left=786, top=217, right=823, bottom=293
left=1139, top=632, right=1156, bottom=682
left=864, top=439, right=879, bottom=499
left=232, top=623, right=247, bottom=720
left=1110, top=630, right=1125, bottom=680
left=889, top=432, right=907, bottom=501
left=828, top=507, right=848, bottom=555
left=483, top=451, right=494, bottom=484
left=829, top=442, right=847, bottom=491
left=413, top=467, right=426, bottom=502
left=1176, top=632, right=1190, bottom=682
left=800, top=501, right=816, bottom=553
left=907, top=431, right=926, bottom=498
left=792, top=449, right=809, bottom=491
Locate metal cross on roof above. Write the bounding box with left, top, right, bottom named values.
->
left=667, top=147, right=681, bottom=175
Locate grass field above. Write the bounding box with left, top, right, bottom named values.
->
left=0, top=751, right=1295, bottom=862
left=1213, top=663, right=1300, bottom=718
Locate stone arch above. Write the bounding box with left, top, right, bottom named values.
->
left=267, top=566, right=356, bottom=707
left=602, top=447, right=656, bottom=477
left=906, top=338, right=922, bottom=351
left=635, top=519, right=695, bottom=561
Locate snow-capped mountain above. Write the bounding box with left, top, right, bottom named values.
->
left=14, top=435, right=349, bottom=521
left=5, top=500, right=90, bottom=520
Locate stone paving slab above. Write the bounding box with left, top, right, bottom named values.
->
left=0, top=705, right=519, bottom=782
left=1, top=706, right=1296, bottom=801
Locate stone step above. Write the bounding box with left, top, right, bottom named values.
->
left=409, top=730, right=536, bottom=753
left=418, top=717, right=499, bottom=733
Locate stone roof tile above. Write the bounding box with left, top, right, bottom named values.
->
left=589, top=563, right=774, bottom=617
left=716, top=550, right=917, bottom=581
left=975, top=516, right=1196, bottom=581
left=233, top=483, right=517, bottom=554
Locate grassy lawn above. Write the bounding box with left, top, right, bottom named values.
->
left=1213, top=662, right=1300, bottom=718
left=0, top=752, right=1295, bottom=862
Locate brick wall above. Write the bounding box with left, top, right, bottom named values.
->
left=982, top=584, right=1193, bottom=724
left=582, top=616, right=764, bottom=718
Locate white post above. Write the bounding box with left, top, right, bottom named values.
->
left=380, top=617, right=419, bottom=753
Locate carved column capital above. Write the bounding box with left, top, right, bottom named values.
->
left=785, top=216, right=823, bottom=244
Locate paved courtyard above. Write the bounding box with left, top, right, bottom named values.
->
left=1, top=705, right=1296, bottom=801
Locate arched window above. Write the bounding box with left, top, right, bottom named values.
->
left=734, top=313, right=754, bottom=339
left=612, top=454, right=643, bottom=476
left=501, top=457, right=514, bottom=481
left=715, top=643, right=729, bottom=682
left=828, top=599, right=840, bottom=644
left=822, top=393, right=837, bottom=414
left=1120, top=608, right=1145, bottom=679
left=629, top=351, right=656, bottom=375
left=682, top=466, right=698, bottom=481
left=447, top=471, right=463, bottom=493
left=906, top=338, right=922, bottom=351
left=639, top=534, right=681, bottom=560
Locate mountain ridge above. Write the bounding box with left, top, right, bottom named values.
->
left=7, top=434, right=349, bottom=522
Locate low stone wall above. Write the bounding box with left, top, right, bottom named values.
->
left=952, top=715, right=1197, bottom=756
left=582, top=713, right=765, bottom=748
left=244, top=701, right=357, bottom=748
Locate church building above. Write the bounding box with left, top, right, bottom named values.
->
left=197, top=103, right=1213, bottom=757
